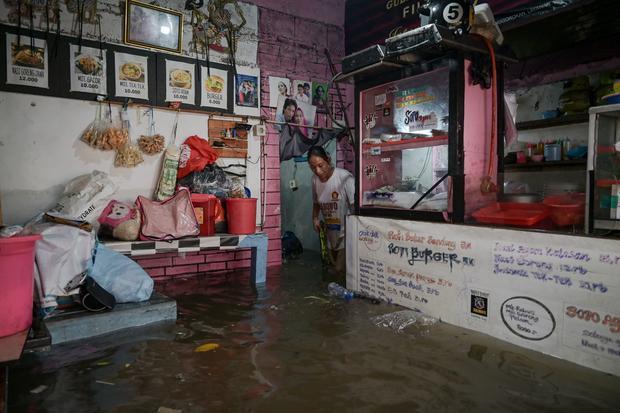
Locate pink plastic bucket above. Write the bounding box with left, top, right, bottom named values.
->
left=0, top=235, right=41, bottom=337
left=226, top=198, right=257, bottom=235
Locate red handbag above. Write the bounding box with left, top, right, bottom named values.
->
left=135, top=188, right=199, bottom=241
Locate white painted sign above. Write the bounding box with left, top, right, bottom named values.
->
left=165, top=59, right=195, bottom=104
left=114, top=52, right=148, bottom=100
left=5, top=34, right=48, bottom=89
left=200, top=67, right=228, bottom=109
left=347, top=215, right=620, bottom=376
left=69, top=45, right=107, bottom=95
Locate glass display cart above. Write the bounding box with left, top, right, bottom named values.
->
left=353, top=51, right=504, bottom=223
left=586, top=103, right=620, bottom=233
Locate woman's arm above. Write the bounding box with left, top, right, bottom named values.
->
left=312, top=203, right=321, bottom=232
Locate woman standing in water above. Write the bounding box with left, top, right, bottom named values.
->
left=308, top=145, right=354, bottom=279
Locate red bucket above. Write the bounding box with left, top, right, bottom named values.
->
left=226, top=198, right=257, bottom=235
left=0, top=235, right=41, bottom=337
left=191, top=193, right=217, bottom=236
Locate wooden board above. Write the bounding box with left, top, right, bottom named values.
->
left=208, top=119, right=249, bottom=159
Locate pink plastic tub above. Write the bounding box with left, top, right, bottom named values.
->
left=0, top=235, right=41, bottom=337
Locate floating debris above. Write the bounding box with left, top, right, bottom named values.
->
left=371, top=310, right=438, bottom=333
left=157, top=407, right=182, bottom=413
left=30, top=385, right=48, bottom=394
left=195, top=343, right=220, bottom=352
left=95, top=380, right=115, bottom=386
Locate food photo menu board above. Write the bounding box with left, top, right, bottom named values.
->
left=165, top=59, right=195, bottom=104
left=200, top=66, right=228, bottom=110
left=0, top=24, right=238, bottom=113
left=114, top=52, right=149, bottom=100
left=69, top=44, right=107, bottom=95
left=5, top=34, right=48, bottom=89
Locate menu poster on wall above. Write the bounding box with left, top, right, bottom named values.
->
left=114, top=52, right=148, bottom=100
left=234, top=67, right=260, bottom=117
left=200, top=66, right=228, bottom=109
left=69, top=45, right=106, bottom=95
left=165, top=60, right=195, bottom=104
left=5, top=34, right=49, bottom=89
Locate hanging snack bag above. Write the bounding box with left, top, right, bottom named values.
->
left=138, top=108, right=166, bottom=155
left=114, top=107, right=143, bottom=168
left=80, top=100, right=108, bottom=149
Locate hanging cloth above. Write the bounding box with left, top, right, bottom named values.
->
left=279, top=125, right=338, bottom=162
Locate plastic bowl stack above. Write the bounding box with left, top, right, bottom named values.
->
left=543, top=192, right=585, bottom=227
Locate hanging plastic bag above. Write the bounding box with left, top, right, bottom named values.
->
left=80, top=99, right=108, bottom=149
left=155, top=111, right=181, bottom=201
left=98, top=102, right=128, bottom=151
left=177, top=135, right=219, bottom=179
left=138, top=107, right=165, bottom=155
left=114, top=106, right=143, bottom=167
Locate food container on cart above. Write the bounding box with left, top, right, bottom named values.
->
left=472, top=202, right=549, bottom=227
left=543, top=192, right=585, bottom=227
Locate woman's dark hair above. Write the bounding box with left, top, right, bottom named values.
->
left=282, top=98, right=297, bottom=113
left=307, top=145, right=330, bottom=162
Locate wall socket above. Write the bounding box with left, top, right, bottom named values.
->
left=253, top=124, right=266, bottom=137
left=289, top=179, right=298, bottom=191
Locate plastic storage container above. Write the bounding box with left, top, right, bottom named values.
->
left=543, top=192, right=585, bottom=226
left=0, top=235, right=41, bottom=337
left=191, top=193, right=217, bottom=236
left=472, top=202, right=549, bottom=227
left=544, top=144, right=562, bottom=161
left=226, top=198, right=257, bottom=235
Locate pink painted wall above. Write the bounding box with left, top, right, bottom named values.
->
left=463, top=59, right=497, bottom=217
left=251, top=0, right=345, bottom=27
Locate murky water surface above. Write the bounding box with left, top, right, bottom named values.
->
left=9, top=256, right=620, bottom=412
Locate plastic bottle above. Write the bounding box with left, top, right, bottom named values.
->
left=563, top=138, right=571, bottom=160
left=328, top=282, right=354, bottom=301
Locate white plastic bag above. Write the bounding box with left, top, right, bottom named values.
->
left=49, top=170, right=118, bottom=225
left=32, top=224, right=96, bottom=315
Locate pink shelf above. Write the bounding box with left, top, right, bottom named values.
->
left=362, top=135, right=448, bottom=154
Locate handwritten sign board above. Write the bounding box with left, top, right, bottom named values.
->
left=347, top=215, right=620, bottom=376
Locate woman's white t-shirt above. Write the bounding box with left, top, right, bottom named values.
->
left=312, top=167, right=355, bottom=250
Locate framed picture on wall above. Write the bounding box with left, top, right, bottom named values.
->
left=124, top=0, right=183, bottom=54
left=234, top=66, right=260, bottom=117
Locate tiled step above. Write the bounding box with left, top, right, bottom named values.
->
left=44, top=293, right=177, bottom=345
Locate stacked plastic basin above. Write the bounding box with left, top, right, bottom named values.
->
left=0, top=235, right=41, bottom=337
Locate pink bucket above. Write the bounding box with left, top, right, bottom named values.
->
left=0, top=235, right=41, bottom=337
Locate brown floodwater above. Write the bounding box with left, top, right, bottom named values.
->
left=8, top=254, right=620, bottom=412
